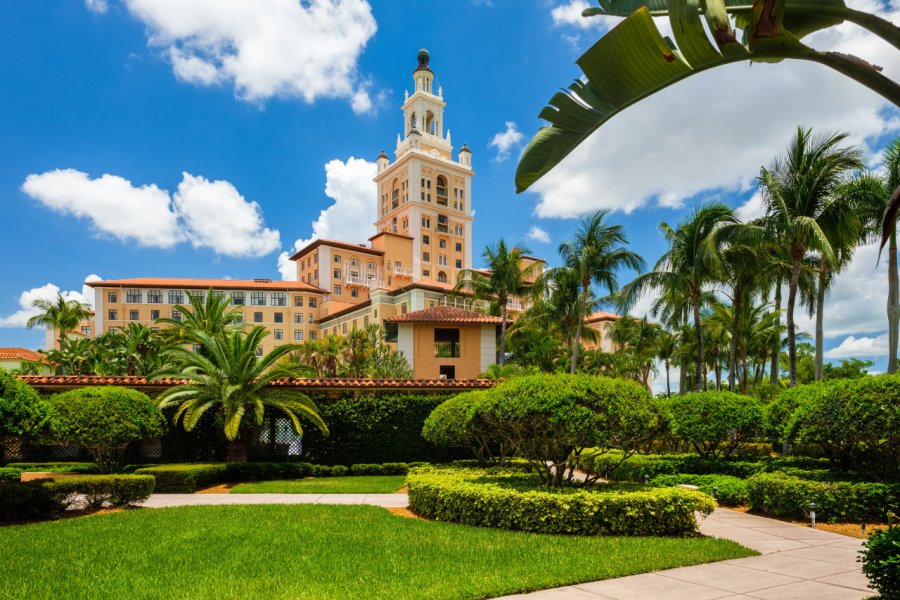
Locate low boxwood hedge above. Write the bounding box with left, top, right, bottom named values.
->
left=746, top=472, right=900, bottom=521
left=407, top=466, right=716, bottom=536
left=0, top=467, right=22, bottom=483
left=5, top=462, right=99, bottom=474
left=42, top=474, right=155, bottom=509
left=0, top=482, right=64, bottom=521
left=134, top=464, right=227, bottom=493
left=651, top=474, right=748, bottom=507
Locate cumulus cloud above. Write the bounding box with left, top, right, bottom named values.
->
left=532, top=0, right=900, bottom=217
left=735, top=191, right=766, bottom=222
left=0, top=275, right=101, bottom=329
left=22, top=169, right=280, bottom=257
left=123, top=0, right=378, bottom=112
left=84, top=0, right=108, bottom=13
left=551, top=0, right=597, bottom=28
left=489, top=121, right=525, bottom=162
left=278, top=157, right=377, bottom=280
left=825, top=333, right=889, bottom=358
left=526, top=226, right=551, bottom=243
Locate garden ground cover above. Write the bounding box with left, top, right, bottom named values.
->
left=229, top=475, right=406, bottom=494
left=0, top=504, right=753, bottom=600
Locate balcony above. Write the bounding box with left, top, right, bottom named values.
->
left=346, top=275, right=383, bottom=290
left=393, top=265, right=414, bottom=278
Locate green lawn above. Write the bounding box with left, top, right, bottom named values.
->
left=0, top=505, right=754, bottom=600
left=230, top=475, right=406, bottom=494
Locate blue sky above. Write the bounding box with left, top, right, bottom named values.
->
left=1, top=0, right=898, bottom=377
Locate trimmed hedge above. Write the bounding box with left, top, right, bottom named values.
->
left=0, top=467, right=22, bottom=483
left=746, top=472, right=900, bottom=521
left=661, top=392, right=765, bottom=459
left=42, top=474, right=155, bottom=509
left=134, top=464, right=227, bottom=493
left=5, top=462, right=99, bottom=474
left=407, top=466, right=716, bottom=536
left=651, top=474, right=748, bottom=506
left=861, top=527, right=900, bottom=598
left=0, top=482, right=63, bottom=521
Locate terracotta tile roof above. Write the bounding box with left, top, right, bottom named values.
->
left=17, top=375, right=494, bottom=391
left=85, top=277, right=325, bottom=293
left=0, top=348, right=46, bottom=362
left=384, top=306, right=505, bottom=324
left=369, top=231, right=414, bottom=241
left=587, top=311, right=623, bottom=322
left=289, top=238, right=384, bottom=261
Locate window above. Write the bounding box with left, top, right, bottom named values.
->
left=455, top=243, right=462, bottom=252
left=250, top=292, right=266, bottom=306
left=342, top=323, right=348, bottom=334
left=309, top=297, right=317, bottom=308
left=352, top=320, right=358, bottom=330
left=308, top=313, right=314, bottom=324
left=438, top=255, right=448, bottom=266
left=274, top=312, right=284, bottom=324
left=81, top=326, right=91, bottom=336
left=171, top=310, right=182, bottom=322
left=187, top=291, right=205, bottom=303
left=454, top=224, right=464, bottom=236
left=294, top=313, right=304, bottom=324
left=234, top=314, right=244, bottom=324
left=364, top=315, right=369, bottom=327
left=147, top=290, right=163, bottom=304
left=401, top=303, right=408, bottom=314
left=334, top=254, right=342, bottom=263
left=310, top=331, right=317, bottom=340
left=231, top=292, right=245, bottom=305
left=423, top=252, right=431, bottom=263
left=350, top=258, right=358, bottom=267
left=129, top=310, right=139, bottom=321
left=271, top=292, right=287, bottom=307
left=434, top=328, right=461, bottom=357
left=108, top=292, right=118, bottom=303
left=168, top=290, right=184, bottom=305
left=437, top=214, right=449, bottom=233
left=274, top=329, right=283, bottom=341
left=294, top=330, right=304, bottom=341
left=421, top=217, right=431, bottom=228
left=255, top=346, right=263, bottom=357
left=108, top=309, right=118, bottom=321
left=333, top=285, right=341, bottom=295
left=294, top=295, right=304, bottom=307
left=253, top=312, right=263, bottom=323
left=150, top=309, right=160, bottom=321
left=423, top=235, right=430, bottom=245
left=334, top=268, right=341, bottom=279
left=351, top=288, right=359, bottom=298
left=439, top=239, right=446, bottom=249
left=439, top=365, right=456, bottom=380
left=211, top=291, right=224, bottom=300
left=423, top=269, right=430, bottom=278
left=367, top=261, right=374, bottom=269
left=437, top=271, right=448, bottom=283
left=456, top=259, right=462, bottom=269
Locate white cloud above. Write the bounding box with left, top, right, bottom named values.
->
left=653, top=361, right=679, bottom=396
left=123, top=0, right=378, bottom=112
left=735, top=191, right=765, bottom=222
left=84, top=0, right=108, bottom=13
left=22, top=169, right=280, bottom=257
left=532, top=0, right=900, bottom=217
left=526, top=226, right=551, bottom=243
left=0, top=275, right=100, bottom=329
left=551, top=0, right=596, bottom=29
left=278, top=157, right=377, bottom=280
left=825, top=333, right=889, bottom=358
left=489, top=121, right=525, bottom=161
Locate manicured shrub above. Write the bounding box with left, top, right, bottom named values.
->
left=6, top=462, right=99, bottom=474
left=765, top=385, right=810, bottom=441
left=407, top=466, right=716, bottom=536
left=484, top=374, right=658, bottom=486
left=651, top=474, right=748, bottom=506
left=41, top=474, right=155, bottom=509
left=134, top=464, right=227, bottom=493
left=786, top=375, right=900, bottom=479
left=662, top=392, right=765, bottom=459
left=0, top=467, right=22, bottom=483
left=350, top=463, right=410, bottom=475
left=746, top=472, right=900, bottom=521
left=328, top=465, right=349, bottom=477
left=0, top=482, right=63, bottom=521
left=47, top=387, right=167, bottom=473
left=0, top=371, right=48, bottom=441
left=223, top=462, right=315, bottom=482
left=422, top=391, right=503, bottom=462
left=860, top=526, right=900, bottom=598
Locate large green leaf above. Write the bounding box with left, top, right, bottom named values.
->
left=515, top=2, right=899, bottom=192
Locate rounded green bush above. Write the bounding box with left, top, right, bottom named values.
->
left=662, top=392, right=764, bottom=459
left=650, top=474, right=748, bottom=506
left=422, top=391, right=502, bottom=463
left=861, top=526, right=900, bottom=598
left=48, top=386, right=166, bottom=473
left=0, top=370, right=47, bottom=439
left=0, top=467, right=23, bottom=483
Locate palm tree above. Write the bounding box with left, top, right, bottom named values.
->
left=621, top=203, right=737, bottom=391
left=454, top=240, right=541, bottom=366
left=26, top=292, right=92, bottom=353
left=154, top=326, right=325, bottom=462
left=558, top=210, right=645, bottom=373
left=655, top=330, right=677, bottom=398
left=156, top=289, right=244, bottom=345
left=758, top=128, right=864, bottom=386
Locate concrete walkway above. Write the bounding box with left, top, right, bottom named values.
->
left=495, top=508, right=873, bottom=599
left=140, top=493, right=410, bottom=508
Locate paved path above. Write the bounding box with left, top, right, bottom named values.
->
left=140, top=493, right=409, bottom=508
left=495, top=508, right=873, bottom=599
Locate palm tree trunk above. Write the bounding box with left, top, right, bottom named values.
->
left=787, top=254, right=803, bottom=387
left=692, top=296, right=704, bottom=392
left=889, top=232, right=899, bottom=374
left=770, top=281, right=782, bottom=384
left=729, top=293, right=741, bottom=392
left=226, top=440, right=248, bottom=463
left=499, top=301, right=508, bottom=366
left=665, top=361, right=671, bottom=398
left=814, top=263, right=827, bottom=381
left=714, top=358, right=721, bottom=391
left=679, top=360, right=687, bottom=395
left=570, top=285, right=588, bottom=374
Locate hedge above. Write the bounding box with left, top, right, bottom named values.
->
left=661, top=392, right=765, bottom=459
left=134, top=464, right=228, bottom=493
left=746, top=472, right=900, bottom=521
left=5, top=462, right=99, bottom=474
left=42, top=474, right=155, bottom=509
left=0, top=467, right=22, bottom=483
left=861, top=527, right=900, bottom=598
left=407, top=466, right=716, bottom=536
left=650, top=474, right=748, bottom=506
left=0, top=482, right=63, bottom=521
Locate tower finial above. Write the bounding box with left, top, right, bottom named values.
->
left=415, top=48, right=432, bottom=72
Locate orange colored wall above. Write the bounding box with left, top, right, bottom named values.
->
left=410, top=322, right=482, bottom=379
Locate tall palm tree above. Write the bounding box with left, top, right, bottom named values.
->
left=26, top=292, right=92, bottom=353
left=454, top=240, right=541, bottom=366
left=557, top=210, right=644, bottom=373
left=156, top=289, right=244, bottom=345
left=758, top=128, right=864, bottom=387
left=620, top=203, right=737, bottom=390
left=154, top=326, right=324, bottom=462
left=655, top=330, right=677, bottom=398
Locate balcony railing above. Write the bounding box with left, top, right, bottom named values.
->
left=393, top=265, right=414, bottom=277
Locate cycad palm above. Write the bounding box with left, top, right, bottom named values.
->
left=26, top=292, right=92, bottom=353
left=758, top=127, right=864, bottom=386
left=154, top=327, right=324, bottom=462
left=156, top=289, right=244, bottom=345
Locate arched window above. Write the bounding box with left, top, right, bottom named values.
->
left=437, top=271, right=448, bottom=283
left=391, top=178, right=400, bottom=209
left=425, top=111, right=435, bottom=135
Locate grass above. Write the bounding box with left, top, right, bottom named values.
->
left=0, top=505, right=754, bottom=600
left=230, top=475, right=407, bottom=494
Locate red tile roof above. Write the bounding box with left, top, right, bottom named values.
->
left=384, top=306, right=505, bottom=324
left=289, top=238, right=384, bottom=261
left=587, top=311, right=623, bottom=322
left=0, top=348, right=46, bottom=362
left=85, top=277, right=325, bottom=293
left=369, top=231, right=414, bottom=241
left=17, top=375, right=493, bottom=391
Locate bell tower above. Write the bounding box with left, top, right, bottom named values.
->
left=373, top=49, right=475, bottom=288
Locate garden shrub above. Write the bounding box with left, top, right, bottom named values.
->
left=47, top=387, right=167, bottom=473
left=860, top=526, right=900, bottom=598
left=746, top=472, right=900, bottom=521
left=786, top=375, right=900, bottom=480
left=6, top=462, right=98, bottom=474
left=327, top=465, right=349, bottom=477
left=41, top=474, right=155, bottom=509
left=134, top=464, right=227, bottom=493
left=0, top=370, right=48, bottom=442
left=765, top=385, right=810, bottom=441
left=0, top=467, right=22, bottom=483
left=662, top=392, right=765, bottom=459
left=651, top=474, right=748, bottom=506
left=0, top=482, right=63, bottom=521
left=407, top=466, right=716, bottom=536
left=483, top=374, right=658, bottom=486
left=422, top=391, right=503, bottom=462
left=350, top=463, right=409, bottom=475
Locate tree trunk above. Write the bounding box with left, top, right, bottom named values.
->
left=499, top=299, right=508, bottom=366
left=692, top=294, right=704, bottom=392
left=770, top=281, right=782, bottom=385
left=814, top=262, right=827, bottom=381
left=889, top=232, right=899, bottom=374
left=226, top=440, right=248, bottom=463
left=570, top=284, right=588, bottom=374
left=787, top=253, right=803, bottom=387
left=728, top=292, right=741, bottom=392
left=679, top=359, right=687, bottom=395
left=665, top=361, right=671, bottom=398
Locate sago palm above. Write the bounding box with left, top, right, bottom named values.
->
left=157, top=289, right=245, bottom=345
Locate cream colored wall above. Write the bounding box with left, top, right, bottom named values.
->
left=0, top=358, right=51, bottom=374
